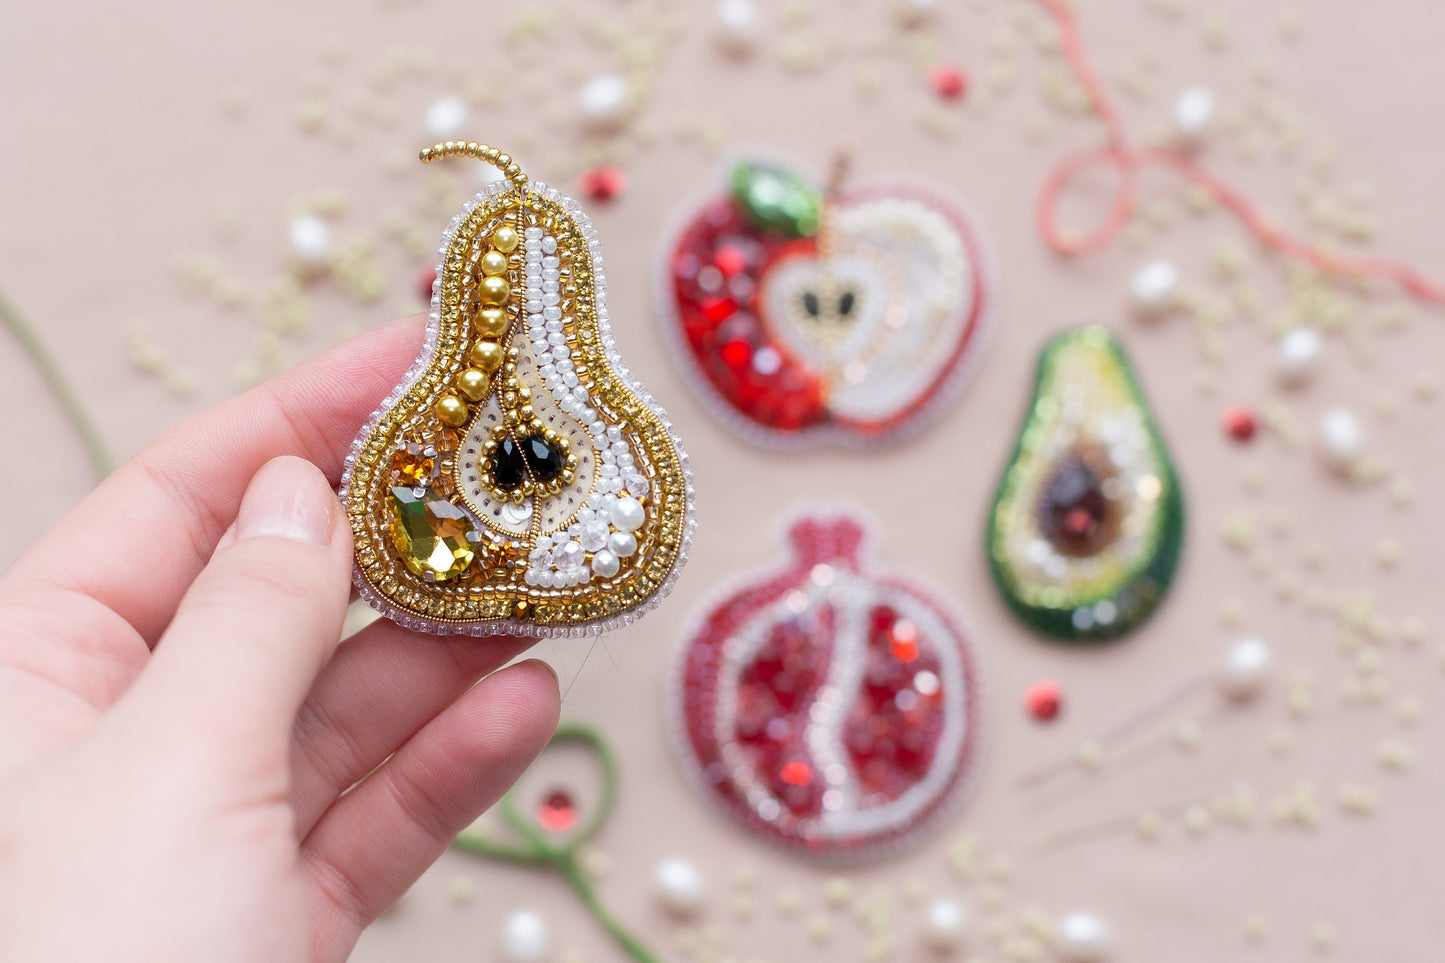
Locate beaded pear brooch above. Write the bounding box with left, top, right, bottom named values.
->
left=658, top=159, right=992, bottom=446
left=341, top=143, right=695, bottom=637
left=669, top=513, right=982, bottom=860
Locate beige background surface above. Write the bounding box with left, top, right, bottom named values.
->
left=2, top=0, right=1443, bottom=959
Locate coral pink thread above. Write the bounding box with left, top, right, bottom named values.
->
left=1034, top=0, right=1445, bottom=304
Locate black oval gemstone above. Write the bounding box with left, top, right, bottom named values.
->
left=1037, top=446, right=1119, bottom=557
left=521, top=433, right=566, bottom=483
left=838, top=289, right=856, bottom=316
left=489, top=436, right=527, bottom=490
left=802, top=291, right=821, bottom=316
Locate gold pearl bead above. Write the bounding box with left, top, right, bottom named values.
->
left=434, top=394, right=469, bottom=427
left=478, top=275, right=510, bottom=305
left=480, top=250, right=509, bottom=277
left=473, top=307, right=509, bottom=338
left=492, top=225, right=520, bottom=254
left=471, top=341, right=505, bottom=372
left=455, top=368, right=492, bottom=402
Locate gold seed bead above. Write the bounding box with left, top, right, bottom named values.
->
left=434, top=394, right=469, bottom=427
left=455, top=368, right=492, bottom=402
left=480, top=250, right=509, bottom=276
left=471, top=341, right=505, bottom=372
left=478, top=275, right=510, bottom=305
left=492, top=225, right=520, bottom=253
left=474, top=307, right=509, bottom=337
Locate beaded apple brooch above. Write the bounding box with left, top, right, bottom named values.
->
left=658, top=159, right=992, bottom=445
left=669, top=513, right=982, bottom=860
left=341, top=143, right=695, bottom=637
left=986, top=326, right=1184, bottom=642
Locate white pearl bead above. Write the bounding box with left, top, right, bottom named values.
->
left=1057, top=911, right=1112, bottom=962
left=287, top=215, right=330, bottom=265
left=609, top=496, right=645, bottom=532
left=923, top=898, right=968, bottom=951
left=716, top=0, right=759, bottom=51
left=424, top=96, right=467, bottom=139
left=896, top=0, right=938, bottom=24
left=1174, top=85, right=1215, bottom=142
left=1318, top=407, right=1363, bottom=469
left=1219, top=637, right=1270, bottom=700
left=501, top=910, right=548, bottom=963
left=1130, top=260, right=1178, bottom=315
left=608, top=531, right=638, bottom=558
left=591, top=549, right=620, bottom=578
left=578, top=74, right=629, bottom=127
left=1276, top=327, right=1322, bottom=385
left=654, top=857, right=706, bottom=916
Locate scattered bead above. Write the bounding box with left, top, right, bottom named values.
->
left=1130, top=260, right=1179, bottom=315
left=1174, top=719, right=1203, bottom=751
left=501, top=910, right=549, bottom=963
left=715, top=0, right=759, bottom=52
left=1277, top=328, right=1322, bottom=385
left=1174, top=85, right=1215, bottom=142
left=654, top=858, right=706, bottom=917
left=288, top=214, right=331, bottom=265
left=923, top=899, right=969, bottom=952
left=1219, top=637, right=1270, bottom=700
left=1317, top=408, right=1363, bottom=470
left=1222, top=405, right=1257, bottom=442
left=1057, top=911, right=1113, bottom=962
left=425, top=96, right=467, bottom=139
left=578, top=74, right=629, bottom=127
left=580, top=165, right=627, bottom=202
left=416, top=265, right=437, bottom=302
left=1024, top=678, right=1063, bottom=721
left=929, top=64, right=968, bottom=100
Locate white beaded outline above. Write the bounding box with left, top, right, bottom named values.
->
left=340, top=179, right=697, bottom=638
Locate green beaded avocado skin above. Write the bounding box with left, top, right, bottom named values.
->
left=986, top=326, right=1185, bottom=643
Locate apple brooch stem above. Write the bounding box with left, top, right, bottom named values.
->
left=659, top=156, right=993, bottom=447
left=340, top=142, right=695, bottom=638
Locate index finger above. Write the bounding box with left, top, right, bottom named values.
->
left=2, top=314, right=424, bottom=643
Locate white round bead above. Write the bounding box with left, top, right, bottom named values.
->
left=610, top=496, right=645, bottom=532
left=896, top=0, right=938, bottom=24
left=1219, top=637, right=1270, bottom=700
left=608, top=531, right=638, bottom=558
left=578, top=74, right=629, bottom=126
left=591, top=549, right=620, bottom=578
left=654, top=857, right=706, bottom=916
left=1057, top=911, right=1112, bottom=962
left=501, top=910, right=548, bottom=963
left=1276, top=327, right=1322, bottom=384
left=1174, top=85, right=1215, bottom=141
left=1130, top=260, right=1178, bottom=315
left=424, top=95, right=467, bottom=139
left=1318, top=407, right=1363, bottom=468
left=923, top=898, right=968, bottom=951
left=716, top=0, right=759, bottom=50
left=287, top=215, right=330, bottom=265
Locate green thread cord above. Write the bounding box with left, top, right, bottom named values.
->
left=453, top=721, right=659, bottom=963
left=0, top=289, right=113, bottom=478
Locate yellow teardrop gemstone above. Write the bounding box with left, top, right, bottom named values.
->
left=389, top=487, right=479, bottom=581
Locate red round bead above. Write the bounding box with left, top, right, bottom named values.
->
left=1222, top=405, right=1257, bottom=442
left=1024, top=679, right=1063, bottom=721
left=535, top=789, right=578, bottom=833
left=929, top=64, right=968, bottom=100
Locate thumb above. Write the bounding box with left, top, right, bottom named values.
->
left=119, top=456, right=354, bottom=770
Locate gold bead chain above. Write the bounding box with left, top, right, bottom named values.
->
left=418, top=141, right=528, bottom=189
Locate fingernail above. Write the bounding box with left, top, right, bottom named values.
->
left=524, top=657, right=560, bottom=687
left=236, top=456, right=336, bottom=547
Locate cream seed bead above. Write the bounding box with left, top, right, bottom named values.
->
left=654, top=858, right=706, bottom=916
left=1057, top=912, right=1112, bottom=962
left=501, top=910, right=549, bottom=963
left=1220, top=637, right=1271, bottom=700
left=1130, top=260, right=1178, bottom=315
left=923, top=898, right=969, bottom=951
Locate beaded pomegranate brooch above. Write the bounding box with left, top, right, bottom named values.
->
left=341, top=143, right=695, bottom=637
left=658, top=159, right=992, bottom=446
left=669, top=513, right=982, bottom=860
left=986, top=326, right=1184, bottom=642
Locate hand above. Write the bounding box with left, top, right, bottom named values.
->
left=0, top=316, right=561, bottom=962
